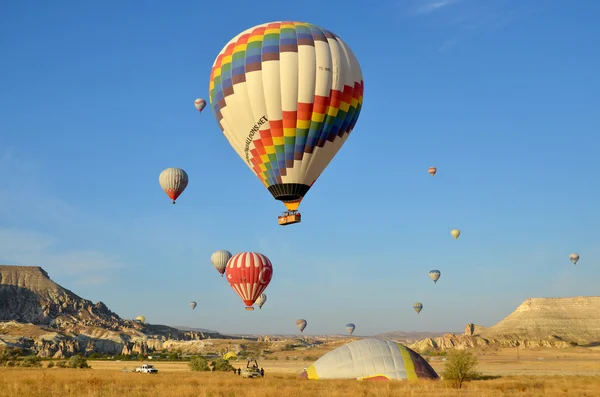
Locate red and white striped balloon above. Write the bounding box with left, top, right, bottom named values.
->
left=226, top=252, right=273, bottom=310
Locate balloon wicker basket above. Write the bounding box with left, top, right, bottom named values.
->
left=278, top=211, right=301, bottom=226
left=245, top=307, right=255, bottom=311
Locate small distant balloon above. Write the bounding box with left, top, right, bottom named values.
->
left=429, top=270, right=441, bottom=284
left=159, top=168, right=189, bottom=204
left=413, top=303, right=423, bottom=314
left=569, top=253, right=579, bottom=265
left=450, top=229, right=460, bottom=239
left=428, top=167, right=437, bottom=176
left=296, top=319, right=307, bottom=333
left=345, top=323, right=356, bottom=335
left=135, top=315, right=146, bottom=324
left=190, top=301, right=197, bottom=310
left=256, top=293, right=267, bottom=309
left=194, top=98, right=206, bottom=112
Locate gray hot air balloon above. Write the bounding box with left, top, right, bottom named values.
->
left=159, top=168, right=188, bottom=204
left=190, top=301, right=197, bottom=310
left=569, top=253, right=579, bottom=265
left=211, top=250, right=232, bottom=277
left=345, top=323, right=356, bottom=335
left=256, top=293, right=267, bottom=309
left=428, top=270, right=441, bottom=284
left=296, top=319, right=307, bottom=333
left=413, top=303, right=423, bottom=314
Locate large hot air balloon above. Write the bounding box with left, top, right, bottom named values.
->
left=569, top=253, right=579, bottom=265
left=413, top=303, right=423, bottom=314
left=428, top=167, right=437, bottom=176
left=450, top=229, right=460, bottom=239
left=194, top=98, right=207, bottom=112
left=135, top=315, right=146, bottom=324
left=256, top=293, right=267, bottom=309
left=225, top=252, right=273, bottom=310
left=299, top=339, right=438, bottom=381
left=159, top=168, right=188, bottom=204
left=208, top=21, right=364, bottom=226
left=211, top=250, right=232, bottom=277
left=345, top=323, right=355, bottom=335
left=190, top=301, right=197, bottom=310
left=296, top=319, right=307, bottom=333
left=428, top=270, right=441, bottom=284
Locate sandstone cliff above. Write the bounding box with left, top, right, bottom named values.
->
left=409, top=297, right=600, bottom=352
left=0, top=265, right=225, bottom=357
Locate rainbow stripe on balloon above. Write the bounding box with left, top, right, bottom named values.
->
left=209, top=21, right=364, bottom=206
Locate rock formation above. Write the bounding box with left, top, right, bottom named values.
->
left=409, top=297, right=600, bottom=352
left=0, top=265, right=226, bottom=357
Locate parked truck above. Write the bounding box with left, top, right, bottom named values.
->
left=135, top=364, right=158, bottom=374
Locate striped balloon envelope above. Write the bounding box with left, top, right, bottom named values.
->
left=208, top=21, right=364, bottom=214
left=225, top=252, right=273, bottom=310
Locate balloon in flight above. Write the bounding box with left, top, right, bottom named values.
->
left=428, top=167, right=437, bottom=176
left=211, top=250, right=232, bottom=277
left=413, top=303, right=423, bottom=314
left=569, top=253, right=579, bottom=265
left=208, top=21, right=364, bottom=218
left=256, top=293, right=267, bottom=309
left=296, top=319, right=307, bottom=333
left=190, top=301, right=197, bottom=310
left=159, top=168, right=188, bottom=204
left=135, top=315, right=146, bottom=324
left=450, top=229, right=460, bottom=239
left=428, top=270, right=441, bottom=284
left=225, top=252, right=273, bottom=310
left=345, top=323, right=356, bottom=335
left=194, top=98, right=206, bottom=112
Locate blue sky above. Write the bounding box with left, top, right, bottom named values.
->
left=0, top=0, right=599, bottom=336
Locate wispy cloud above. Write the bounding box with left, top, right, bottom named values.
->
left=413, top=0, right=462, bottom=15
left=0, top=147, right=125, bottom=285
left=402, top=0, right=531, bottom=53
left=0, top=228, right=124, bottom=285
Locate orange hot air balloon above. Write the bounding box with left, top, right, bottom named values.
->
left=225, top=252, right=273, bottom=310
left=428, top=167, right=437, bottom=176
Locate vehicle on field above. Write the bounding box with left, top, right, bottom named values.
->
left=241, top=359, right=261, bottom=379
left=135, top=364, right=158, bottom=374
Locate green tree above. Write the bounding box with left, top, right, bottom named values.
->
left=21, top=355, right=43, bottom=368
left=46, top=361, right=55, bottom=368
left=212, top=358, right=234, bottom=372
left=189, top=357, right=211, bottom=372
left=441, top=350, right=479, bottom=389
left=69, top=355, right=91, bottom=369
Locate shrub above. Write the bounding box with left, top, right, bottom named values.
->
left=47, top=361, right=55, bottom=368
left=21, top=355, right=43, bottom=368
left=56, top=361, right=68, bottom=368
left=88, top=353, right=101, bottom=359
left=189, top=357, right=211, bottom=371
left=69, top=355, right=90, bottom=369
left=441, top=350, right=479, bottom=389
left=213, top=358, right=234, bottom=372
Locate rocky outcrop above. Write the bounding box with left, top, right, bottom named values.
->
left=478, top=297, right=600, bottom=345
left=464, top=323, right=486, bottom=336
left=0, top=265, right=226, bottom=357
left=409, top=333, right=572, bottom=353
left=410, top=297, right=600, bottom=352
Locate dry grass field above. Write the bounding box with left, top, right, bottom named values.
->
left=1, top=347, right=600, bottom=396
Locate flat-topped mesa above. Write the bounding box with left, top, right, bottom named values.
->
left=480, top=296, right=600, bottom=345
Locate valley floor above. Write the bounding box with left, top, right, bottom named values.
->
left=1, top=347, right=600, bottom=396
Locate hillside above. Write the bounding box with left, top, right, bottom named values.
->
left=0, top=265, right=226, bottom=357
left=375, top=330, right=452, bottom=342
left=409, top=297, right=600, bottom=352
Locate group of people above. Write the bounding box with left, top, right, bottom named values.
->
left=232, top=366, right=265, bottom=377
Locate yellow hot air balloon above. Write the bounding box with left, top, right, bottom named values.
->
left=135, top=315, right=146, bottom=324
left=450, top=229, right=460, bottom=239
left=209, top=21, right=364, bottom=225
